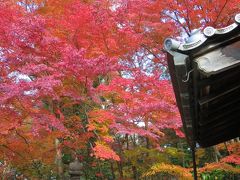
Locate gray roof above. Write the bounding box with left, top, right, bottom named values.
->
left=165, top=13, right=240, bottom=148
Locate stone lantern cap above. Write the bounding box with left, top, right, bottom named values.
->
left=69, top=158, right=83, bottom=175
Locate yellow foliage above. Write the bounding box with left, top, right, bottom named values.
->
left=165, top=147, right=185, bottom=159
left=199, top=162, right=240, bottom=174
left=125, top=147, right=169, bottom=164
left=143, top=163, right=193, bottom=180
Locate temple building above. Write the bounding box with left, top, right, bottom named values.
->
left=164, top=14, right=240, bottom=148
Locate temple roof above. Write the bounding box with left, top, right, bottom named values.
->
left=164, top=14, right=240, bottom=53
left=164, top=13, right=240, bottom=148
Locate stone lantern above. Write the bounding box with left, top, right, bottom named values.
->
left=69, top=158, right=83, bottom=180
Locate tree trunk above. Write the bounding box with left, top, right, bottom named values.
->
left=126, top=134, right=129, bottom=150
left=224, top=142, right=230, bottom=155
left=132, top=165, right=138, bottom=180
left=213, top=146, right=222, bottom=162
left=179, top=141, right=185, bottom=167
left=110, top=161, right=116, bottom=179
left=130, top=134, right=137, bottom=147
left=145, top=120, right=150, bottom=149
left=116, top=138, right=124, bottom=179
left=117, top=161, right=123, bottom=179
left=55, top=139, right=63, bottom=179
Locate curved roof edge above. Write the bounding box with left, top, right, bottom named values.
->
left=164, top=13, right=240, bottom=53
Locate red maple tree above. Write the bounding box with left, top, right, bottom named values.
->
left=0, top=0, right=239, bottom=178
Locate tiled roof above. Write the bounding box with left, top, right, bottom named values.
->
left=165, top=13, right=240, bottom=148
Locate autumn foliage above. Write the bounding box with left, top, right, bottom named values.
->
left=0, top=0, right=239, bottom=178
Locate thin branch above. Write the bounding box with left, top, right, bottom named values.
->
left=0, top=145, right=25, bottom=159
left=15, top=130, right=30, bottom=147
left=213, top=0, right=230, bottom=26
left=141, top=44, right=165, bottom=65
left=182, top=0, right=191, bottom=33
left=161, top=11, right=191, bottom=36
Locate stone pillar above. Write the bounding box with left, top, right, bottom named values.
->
left=69, top=158, right=83, bottom=180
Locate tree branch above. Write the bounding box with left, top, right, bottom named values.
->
left=161, top=11, right=191, bottom=36
left=213, top=0, right=230, bottom=26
